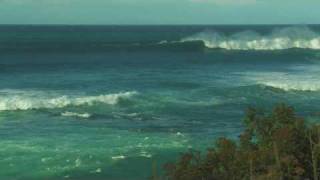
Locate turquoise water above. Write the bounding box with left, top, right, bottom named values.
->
left=1, top=25, right=320, bottom=179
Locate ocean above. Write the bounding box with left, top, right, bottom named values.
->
left=0, top=25, right=320, bottom=180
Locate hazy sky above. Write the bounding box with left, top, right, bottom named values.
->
left=0, top=0, right=319, bottom=24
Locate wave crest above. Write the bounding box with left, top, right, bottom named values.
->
left=181, top=26, right=320, bottom=50
left=0, top=91, right=137, bottom=111
left=242, top=70, right=320, bottom=92
left=261, top=82, right=320, bottom=92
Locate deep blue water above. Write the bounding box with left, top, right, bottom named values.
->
left=1, top=25, right=320, bottom=180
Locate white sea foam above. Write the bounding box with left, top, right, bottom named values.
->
left=111, top=155, right=126, bottom=160
left=181, top=26, right=320, bottom=50
left=0, top=90, right=137, bottom=111
left=139, top=151, right=152, bottom=158
left=261, top=81, right=320, bottom=92
left=61, top=111, right=91, bottom=119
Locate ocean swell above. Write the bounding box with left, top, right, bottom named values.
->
left=241, top=71, right=320, bottom=92
left=0, top=91, right=137, bottom=111
left=181, top=26, right=320, bottom=50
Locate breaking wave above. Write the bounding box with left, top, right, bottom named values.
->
left=261, top=82, right=320, bottom=92
left=242, top=70, right=320, bottom=92
left=0, top=90, right=137, bottom=111
left=181, top=26, right=320, bottom=50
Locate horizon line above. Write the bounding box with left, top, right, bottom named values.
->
left=0, top=23, right=319, bottom=26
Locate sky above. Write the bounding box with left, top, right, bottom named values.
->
left=0, top=0, right=319, bottom=25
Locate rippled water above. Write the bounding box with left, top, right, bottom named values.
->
left=1, top=25, right=320, bottom=179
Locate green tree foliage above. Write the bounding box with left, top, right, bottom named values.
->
left=164, top=104, right=320, bottom=180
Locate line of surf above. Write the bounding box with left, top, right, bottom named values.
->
left=0, top=90, right=137, bottom=111
left=179, top=26, right=320, bottom=50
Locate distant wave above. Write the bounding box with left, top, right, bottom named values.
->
left=180, top=26, right=320, bottom=50
left=3, top=26, right=320, bottom=52
left=261, top=82, right=320, bottom=92
left=0, top=90, right=137, bottom=111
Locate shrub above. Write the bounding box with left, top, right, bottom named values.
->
left=164, top=104, right=320, bottom=180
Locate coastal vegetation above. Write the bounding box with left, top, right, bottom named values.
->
left=163, top=104, right=320, bottom=180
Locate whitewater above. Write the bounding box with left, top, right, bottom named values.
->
left=0, top=90, right=137, bottom=111
left=180, top=26, right=320, bottom=50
